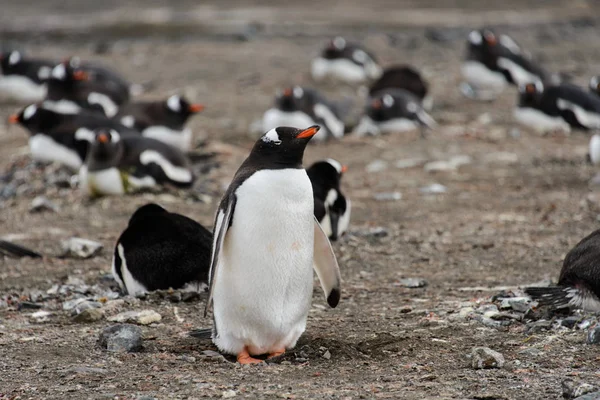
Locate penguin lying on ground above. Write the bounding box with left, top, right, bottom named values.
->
left=66, top=56, right=144, bottom=98
left=354, top=89, right=437, bottom=137
left=0, top=50, right=54, bottom=103
left=80, top=128, right=194, bottom=197
left=112, top=203, right=212, bottom=296
left=202, top=125, right=341, bottom=364
left=526, top=228, right=600, bottom=312
left=369, top=65, right=432, bottom=110
left=311, top=37, right=382, bottom=85
left=115, top=95, right=204, bottom=152
left=307, top=159, right=351, bottom=241
left=262, top=86, right=345, bottom=142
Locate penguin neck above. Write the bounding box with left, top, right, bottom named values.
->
left=246, top=148, right=305, bottom=170
left=86, top=144, right=124, bottom=170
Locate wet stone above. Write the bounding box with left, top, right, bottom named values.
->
left=99, top=324, right=143, bottom=353
left=471, top=347, right=505, bottom=369
left=586, top=326, right=600, bottom=344
left=562, top=379, right=598, bottom=399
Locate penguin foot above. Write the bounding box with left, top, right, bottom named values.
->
left=267, top=349, right=285, bottom=359
left=237, top=348, right=263, bottom=364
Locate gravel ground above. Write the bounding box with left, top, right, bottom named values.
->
left=2, top=1, right=600, bottom=399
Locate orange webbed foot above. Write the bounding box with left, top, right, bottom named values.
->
left=237, top=348, right=263, bottom=364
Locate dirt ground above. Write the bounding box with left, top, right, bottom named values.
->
left=2, top=1, right=600, bottom=399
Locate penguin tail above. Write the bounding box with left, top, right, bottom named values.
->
left=525, top=286, right=571, bottom=309
left=0, top=240, right=42, bottom=258
left=417, top=110, right=437, bottom=130
left=189, top=328, right=212, bottom=340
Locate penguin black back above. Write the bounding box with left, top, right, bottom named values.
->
left=369, top=65, right=428, bottom=100
left=0, top=51, right=54, bottom=84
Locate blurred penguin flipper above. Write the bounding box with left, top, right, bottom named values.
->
left=0, top=240, right=42, bottom=258
left=189, top=328, right=213, bottom=339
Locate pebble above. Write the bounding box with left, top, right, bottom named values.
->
left=30, top=310, right=52, bottom=322
left=586, top=325, right=600, bottom=344
left=396, top=278, right=428, bottom=288
left=366, top=160, right=388, bottom=173
left=29, top=196, right=59, bottom=213
left=374, top=192, right=402, bottom=201
left=471, top=347, right=505, bottom=369
left=578, top=319, right=595, bottom=330
left=108, top=310, right=162, bottom=325
left=200, top=350, right=227, bottom=363
left=482, top=152, right=519, bottom=165
left=560, top=316, right=581, bottom=329
left=322, top=350, right=331, bottom=360
left=574, top=392, right=600, bottom=400
left=562, top=379, right=598, bottom=399
left=61, top=238, right=103, bottom=259
left=419, top=183, right=447, bottom=194
left=498, top=297, right=531, bottom=313
left=424, top=160, right=456, bottom=173
left=395, top=158, right=427, bottom=169
left=73, top=308, right=104, bottom=323
left=222, top=390, right=237, bottom=398
left=98, top=324, right=143, bottom=353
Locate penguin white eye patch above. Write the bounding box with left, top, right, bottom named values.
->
left=262, top=129, right=282, bottom=145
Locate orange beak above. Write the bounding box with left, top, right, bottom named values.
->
left=296, top=125, right=320, bottom=139
left=8, top=114, right=19, bottom=124
left=341, top=165, right=348, bottom=173
left=283, top=88, right=293, bottom=97
left=526, top=84, right=535, bottom=94
left=372, top=99, right=382, bottom=109
left=73, top=70, right=88, bottom=81
left=485, top=34, right=497, bottom=46
left=188, top=103, right=204, bottom=113
left=97, top=133, right=109, bottom=143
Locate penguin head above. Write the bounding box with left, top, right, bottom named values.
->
left=307, top=159, right=347, bottom=188
left=88, top=129, right=123, bottom=162
left=590, top=76, right=600, bottom=97
left=129, top=203, right=167, bottom=225
left=275, top=86, right=306, bottom=112
left=250, top=125, right=320, bottom=166
left=324, top=36, right=347, bottom=57
left=164, top=95, right=204, bottom=124
left=518, top=81, right=544, bottom=106
left=50, top=61, right=89, bottom=84
left=368, top=93, right=405, bottom=121
left=0, top=51, right=23, bottom=74
left=8, top=104, right=64, bottom=133
left=468, top=29, right=498, bottom=49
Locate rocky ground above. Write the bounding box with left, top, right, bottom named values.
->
left=2, top=1, right=600, bottom=399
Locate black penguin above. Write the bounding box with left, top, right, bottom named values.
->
left=80, top=128, right=195, bottom=197
left=590, top=76, right=600, bottom=98
left=112, top=203, right=212, bottom=296
left=526, top=229, right=600, bottom=312
left=0, top=50, right=54, bottom=103
left=66, top=56, right=136, bottom=98
left=115, top=95, right=204, bottom=151
left=262, top=86, right=345, bottom=141
left=369, top=65, right=432, bottom=110
left=354, top=89, right=437, bottom=137
left=307, top=159, right=351, bottom=241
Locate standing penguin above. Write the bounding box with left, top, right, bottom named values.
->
left=311, top=37, right=382, bottom=85
left=307, top=159, right=351, bottom=241
left=369, top=65, right=432, bottom=110
left=204, top=125, right=341, bottom=363
left=262, top=86, right=345, bottom=142
left=589, top=76, right=600, bottom=98
left=0, top=50, right=54, bottom=103
left=526, top=228, right=600, bottom=312
left=112, top=203, right=212, bottom=296
left=115, top=95, right=204, bottom=151
left=80, top=128, right=194, bottom=197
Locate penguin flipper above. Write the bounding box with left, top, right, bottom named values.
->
left=189, top=328, right=212, bottom=339
left=525, top=286, right=571, bottom=309
left=204, top=196, right=236, bottom=317
left=312, top=216, right=341, bottom=308
left=0, top=240, right=42, bottom=258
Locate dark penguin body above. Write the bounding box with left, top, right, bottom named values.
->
left=590, top=76, right=600, bottom=98
left=80, top=128, right=194, bottom=197
left=112, top=203, right=212, bottom=296
left=0, top=51, right=54, bottom=103
left=311, top=36, right=382, bottom=84
left=526, top=229, right=600, bottom=312
left=115, top=95, right=204, bottom=151
left=66, top=56, right=135, bottom=98
left=47, top=61, right=128, bottom=117
left=369, top=65, right=432, bottom=110
left=514, top=82, right=600, bottom=133
left=9, top=103, right=140, bottom=170
left=354, top=89, right=437, bottom=137
left=307, top=159, right=350, bottom=241
left=262, top=86, right=345, bottom=141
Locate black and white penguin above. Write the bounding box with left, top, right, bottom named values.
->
left=46, top=61, right=128, bottom=117
left=204, top=125, right=341, bottom=364
left=115, top=95, right=204, bottom=152
left=66, top=56, right=142, bottom=98
left=526, top=228, right=600, bottom=312
left=80, top=128, right=194, bottom=197
left=8, top=103, right=140, bottom=170
left=112, top=203, right=212, bottom=296
left=369, top=65, right=432, bottom=110
left=354, top=89, right=437, bottom=137
left=311, top=37, right=382, bottom=84
left=0, top=51, right=54, bottom=103
left=307, top=159, right=351, bottom=241
left=262, top=86, right=345, bottom=142
left=589, top=76, right=600, bottom=98
left=461, top=29, right=550, bottom=100
left=514, top=81, right=600, bottom=133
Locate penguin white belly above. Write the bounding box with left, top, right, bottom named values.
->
left=461, top=61, right=507, bottom=90
left=378, top=118, right=419, bottom=134
left=338, top=199, right=351, bottom=237
left=497, top=57, right=541, bottom=87
left=28, top=135, right=82, bottom=171
left=213, top=169, right=315, bottom=356
left=42, top=99, right=82, bottom=114
left=262, top=109, right=329, bottom=140
left=311, top=57, right=368, bottom=84
left=0, top=76, right=46, bottom=103
left=87, top=92, right=118, bottom=117
left=513, top=107, right=571, bottom=133
left=556, top=98, right=600, bottom=130
left=80, top=166, right=125, bottom=196
left=142, top=126, right=192, bottom=152
left=319, top=211, right=333, bottom=238
left=353, top=115, right=381, bottom=136
left=589, top=135, right=600, bottom=165
left=112, top=243, right=148, bottom=296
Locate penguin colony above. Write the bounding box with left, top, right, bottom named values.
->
left=2, top=26, right=600, bottom=364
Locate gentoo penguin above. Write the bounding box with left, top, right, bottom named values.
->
left=204, top=125, right=341, bottom=363
left=8, top=103, right=140, bottom=170
left=526, top=228, right=600, bottom=312
left=115, top=95, right=204, bottom=151
left=0, top=51, right=54, bottom=103
left=80, top=128, right=194, bottom=197
left=311, top=37, right=382, bottom=84
left=112, top=203, right=212, bottom=296
left=66, top=56, right=140, bottom=98
left=369, top=65, right=433, bottom=110
left=307, top=159, right=351, bottom=241
left=262, top=86, right=344, bottom=142
left=354, top=89, right=437, bottom=137
left=46, top=61, right=128, bottom=117
left=514, top=81, right=600, bottom=133
left=461, top=29, right=550, bottom=100
left=589, top=76, right=600, bottom=98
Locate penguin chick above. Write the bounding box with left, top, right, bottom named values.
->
left=115, top=95, right=204, bottom=152
left=80, top=128, right=194, bottom=197
left=369, top=65, right=432, bottom=110
left=307, top=159, right=351, bottom=241
left=526, top=228, right=600, bottom=312
left=112, top=203, right=212, bottom=296
left=205, top=125, right=341, bottom=364
left=0, top=50, right=54, bottom=103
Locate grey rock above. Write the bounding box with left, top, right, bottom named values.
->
left=396, top=278, right=428, bottom=288
left=561, top=316, right=581, bottom=329
left=365, top=160, right=388, bottom=173
left=579, top=319, right=595, bottom=330
left=563, top=379, right=598, bottom=399
left=527, top=320, right=553, bottom=333
left=574, top=391, right=600, bottom=400
left=61, top=238, right=103, bottom=259
left=73, top=308, right=104, bottom=323
left=373, top=192, right=402, bottom=201
left=395, top=158, right=427, bottom=169
left=108, top=310, right=162, bottom=325
left=483, top=152, right=519, bottom=165
left=98, top=324, right=143, bottom=353
left=29, top=196, right=59, bottom=213
left=424, top=160, right=456, bottom=173
left=322, top=350, right=331, bottom=360
left=587, top=326, right=600, bottom=344
left=30, top=310, right=52, bottom=322
left=419, top=183, right=447, bottom=194
left=471, top=347, right=505, bottom=369
left=200, top=350, right=227, bottom=363
left=137, top=396, right=157, bottom=400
